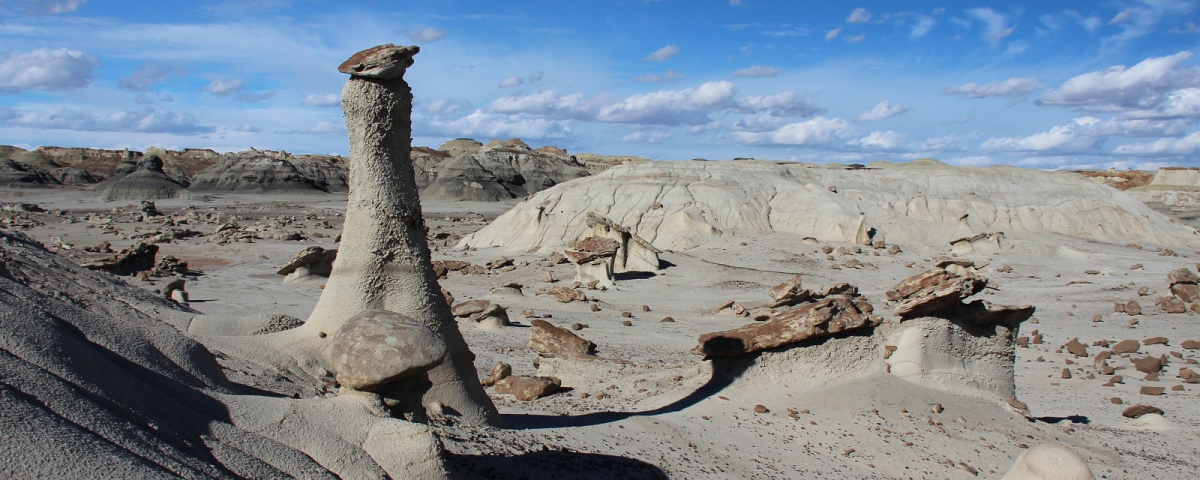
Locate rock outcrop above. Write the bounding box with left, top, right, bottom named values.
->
left=460, top=160, right=1200, bottom=253
left=528, top=319, right=597, bottom=359
left=80, top=242, right=158, bottom=276
left=188, top=152, right=349, bottom=193
left=98, top=155, right=194, bottom=201
left=584, top=212, right=661, bottom=273
left=693, top=294, right=881, bottom=357
left=277, top=245, right=337, bottom=283
left=437, top=138, right=483, bottom=157
left=421, top=138, right=591, bottom=201
left=565, top=236, right=621, bottom=288
left=0, top=159, right=58, bottom=185
left=1164, top=268, right=1200, bottom=312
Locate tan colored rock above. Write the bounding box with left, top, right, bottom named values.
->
left=1140, top=386, right=1165, bottom=395
left=480, top=362, right=512, bottom=387
left=493, top=376, right=561, bottom=401
left=1125, top=300, right=1142, bottom=315
left=450, top=299, right=490, bottom=317
left=1122, top=404, right=1164, bottom=418
left=565, top=236, right=621, bottom=288
left=1171, top=284, right=1200, bottom=303
left=539, top=285, right=586, bottom=303
left=528, top=319, right=596, bottom=359
left=1167, top=268, right=1199, bottom=285
left=277, top=245, right=337, bottom=283
left=329, top=310, right=447, bottom=390
left=1182, top=340, right=1200, bottom=349
left=1000, top=443, right=1094, bottom=480
left=692, top=295, right=881, bottom=357
left=1065, top=338, right=1087, bottom=357
left=584, top=212, right=661, bottom=273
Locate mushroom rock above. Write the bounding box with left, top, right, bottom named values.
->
left=565, top=236, right=621, bottom=288
left=98, top=155, right=194, bottom=201
left=584, top=212, right=661, bottom=273
left=1001, top=443, right=1095, bottom=480
left=299, top=44, right=499, bottom=425
left=329, top=310, right=446, bottom=391
left=276, top=245, right=338, bottom=283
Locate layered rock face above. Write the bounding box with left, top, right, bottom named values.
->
left=421, top=138, right=591, bottom=201
left=98, top=156, right=193, bottom=201
left=461, top=160, right=1200, bottom=253
left=189, top=152, right=349, bottom=193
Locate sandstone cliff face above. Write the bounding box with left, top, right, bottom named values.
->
left=421, top=138, right=591, bottom=201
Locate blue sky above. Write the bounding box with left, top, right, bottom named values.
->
left=1, top=0, right=1199, bottom=169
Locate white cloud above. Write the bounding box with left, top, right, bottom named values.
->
left=857, top=100, right=910, bottom=121
left=425, top=98, right=471, bottom=115
left=527, top=71, right=543, bottom=83
left=0, top=48, right=99, bottom=92
left=967, top=7, right=1015, bottom=43
left=430, top=110, right=568, bottom=139
left=1113, top=131, right=1200, bottom=156
left=119, top=62, right=184, bottom=91
left=951, top=156, right=995, bottom=166
left=845, top=35, right=865, bottom=43
left=278, top=120, right=347, bottom=135
left=730, top=116, right=854, bottom=146
left=1036, top=52, right=1200, bottom=111
left=733, top=65, right=783, bottom=77
left=596, top=80, right=737, bottom=126
left=1103, top=0, right=1193, bottom=47
left=979, top=116, right=1184, bottom=154
left=0, top=106, right=212, bottom=134
left=848, top=130, right=906, bottom=149
left=203, top=78, right=244, bottom=96
left=847, top=8, right=871, bottom=24
left=911, top=15, right=935, bottom=38
left=633, top=69, right=685, bottom=83
left=301, top=93, right=341, bottom=107
left=1171, top=22, right=1200, bottom=34
left=622, top=131, right=671, bottom=143
left=642, top=44, right=680, bottom=62
left=234, top=91, right=274, bottom=103
left=498, top=75, right=524, bottom=88
left=1109, top=9, right=1134, bottom=25
left=402, top=27, right=446, bottom=43
left=943, top=77, right=1042, bottom=105
left=732, top=113, right=792, bottom=132
left=729, top=0, right=741, bottom=5
left=734, top=90, right=823, bottom=117
left=488, top=90, right=589, bottom=118
left=1125, top=88, right=1200, bottom=119
left=16, top=0, right=85, bottom=14
left=919, top=134, right=966, bottom=151
left=825, top=28, right=841, bottom=41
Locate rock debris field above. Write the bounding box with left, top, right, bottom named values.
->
left=2, top=44, right=1199, bottom=479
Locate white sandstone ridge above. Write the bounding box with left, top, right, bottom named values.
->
left=460, top=160, right=1200, bottom=253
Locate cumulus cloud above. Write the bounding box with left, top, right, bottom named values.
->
left=119, top=62, right=184, bottom=92
left=301, top=93, right=341, bottom=107
left=730, top=116, right=854, bottom=146
left=847, top=8, right=871, bottom=24
left=967, top=7, right=1016, bottom=43
left=401, top=27, right=446, bottom=43
left=919, top=134, right=966, bottom=152
left=981, top=116, right=1185, bottom=154
left=597, top=80, right=737, bottom=125
left=1124, top=88, right=1200, bottom=119
left=633, top=69, right=685, bottom=83
left=498, top=75, right=524, bottom=88
left=734, top=90, right=823, bottom=117
left=642, top=44, right=680, bottom=62
left=848, top=130, right=906, bottom=150
left=943, top=77, right=1042, bottom=105
left=1113, top=131, right=1200, bottom=156
left=429, top=110, right=568, bottom=139
left=857, top=100, right=910, bottom=121
left=733, top=65, right=783, bottom=77
left=488, top=90, right=590, bottom=119
left=425, top=98, right=471, bottom=115
left=0, top=106, right=212, bottom=134
left=825, top=28, right=841, bottom=41
left=278, top=120, right=347, bottom=135
left=202, top=78, right=245, bottom=96
left=732, top=113, right=793, bottom=132
left=0, top=48, right=99, bottom=92
left=1036, top=52, right=1200, bottom=112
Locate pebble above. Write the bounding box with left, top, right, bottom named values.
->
left=753, top=404, right=768, bottom=413
left=590, top=304, right=600, bottom=312
left=620, top=311, right=632, bottom=318
left=1111, top=397, right=1122, bottom=404
left=642, top=305, right=650, bottom=312
left=660, top=316, right=675, bottom=323
left=621, top=320, right=633, bottom=327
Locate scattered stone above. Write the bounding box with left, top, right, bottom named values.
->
left=1182, top=340, right=1200, bottom=350
left=753, top=405, right=768, bottom=414
left=1126, top=300, right=1142, bottom=315
left=1133, top=356, right=1163, bottom=374
left=621, top=320, right=632, bottom=327
left=329, top=310, right=446, bottom=390
left=540, top=285, right=587, bottom=303
left=451, top=299, right=491, bottom=317
left=590, top=304, right=600, bottom=312
left=480, top=362, right=512, bottom=387
left=570, top=323, right=583, bottom=331
left=1137, top=286, right=1149, bottom=296
left=1092, top=314, right=1103, bottom=322
left=494, top=376, right=561, bottom=401
left=692, top=295, right=880, bottom=357
left=1113, top=339, right=1140, bottom=354
left=620, top=311, right=632, bottom=318
left=932, top=403, right=944, bottom=414
left=1113, top=302, right=1126, bottom=313
left=660, top=316, right=675, bottom=323
left=1139, top=386, right=1165, bottom=396
left=1143, top=337, right=1168, bottom=346
left=1065, top=338, right=1088, bottom=357
left=528, top=319, right=596, bottom=359
left=642, top=305, right=650, bottom=312
left=1111, top=397, right=1122, bottom=404
left=1061, top=368, right=1072, bottom=379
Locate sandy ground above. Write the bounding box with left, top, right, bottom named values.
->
left=3, top=185, right=1198, bottom=479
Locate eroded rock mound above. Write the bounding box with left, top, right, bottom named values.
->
left=421, top=138, right=591, bottom=201
left=189, top=152, right=349, bottom=193
left=437, top=138, right=483, bottom=157
left=98, top=155, right=193, bottom=201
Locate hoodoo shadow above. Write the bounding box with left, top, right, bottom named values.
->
left=443, top=449, right=668, bottom=479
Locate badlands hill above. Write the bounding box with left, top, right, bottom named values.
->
left=462, top=159, right=1200, bottom=253
left=421, top=138, right=591, bottom=202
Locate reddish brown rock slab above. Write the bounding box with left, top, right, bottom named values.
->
left=1171, top=283, right=1200, bottom=303
left=692, top=295, right=881, bottom=357
left=1143, top=337, right=1169, bottom=346
left=1113, top=339, right=1141, bottom=354
left=1126, top=300, right=1142, bottom=316
left=480, top=362, right=512, bottom=387
left=1161, top=296, right=1188, bottom=313
left=493, top=376, right=561, bottom=401
left=1168, top=268, right=1199, bottom=286
left=450, top=299, right=491, bottom=317
left=766, top=275, right=811, bottom=307
left=1123, top=404, right=1164, bottom=418
left=528, top=319, right=596, bottom=359
left=1065, top=338, right=1088, bottom=357
left=1134, top=356, right=1163, bottom=374
left=564, top=236, right=621, bottom=264
left=337, top=44, right=419, bottom=79
left=1139, top=386, right=1166, bottom=396
left=539, top=286, right=587, bottom=303
left=888, top=269, right=987, bottom=318
left=1183, top=340, right=1200, bottom=350
left=330, top=310, right=446, bottom=390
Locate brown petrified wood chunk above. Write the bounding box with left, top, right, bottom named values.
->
left=337, top=44, right=419, bottom=79
left=692, top=295, right=881, bottom=357
left=528, top=319, right=597, bottom=359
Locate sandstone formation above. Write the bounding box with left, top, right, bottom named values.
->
left=565, top=236, right=621, bottom=288
left=493, top=375, right=561, bottom=401
left=189, top=151, right=349, bottom=193
left=421, top=138, right=591, bottom=202
left=584, top=212, right=661, bottom=272
left=1001, top=443, right=1095, bottom=480
left=277, top=245, right=338, bottom=283
left=461, top=161, right=1199, bottom=253
left=329, top=310, right=447, bottom=390
left=0, top=159, right=58, bottom=185
left=412, top=146, right=452, bottom=189
left=448, top=299, right=510, bottom=330
left=301, top=44, right=499, bottom=424
left=98, top=155, right=193, bottom=201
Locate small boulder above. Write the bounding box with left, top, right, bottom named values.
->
left=329, top=311, right=446, bottom=390
left=1122, top=405, right=1164, bottom=418
left=1112, top=339, right=1140, bottom=354
left=494, top=376, right=561, bottom=401
left=1065, top=338, right=1088, bottom=357
left=480, top=362, right=512, bottom=387
left=528, top=319, right=596, bottom=359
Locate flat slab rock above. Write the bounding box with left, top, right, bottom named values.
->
left=528, top=319, right=596, bottom=359
left=329, top=310, right=446, bottom=390
left=494, top=375, right=561, bottom=401
left=692, top=295, right=881, bottom=357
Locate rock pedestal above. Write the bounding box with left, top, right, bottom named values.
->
left=565, top=236, right=620, bottom=288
